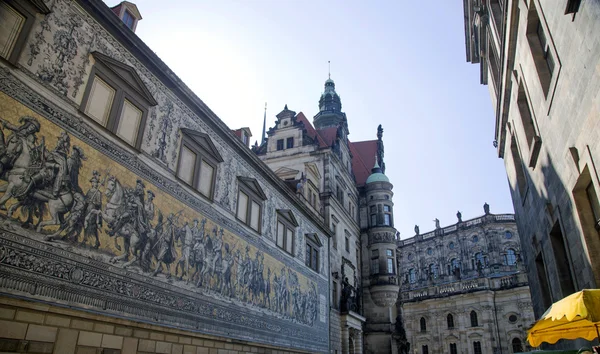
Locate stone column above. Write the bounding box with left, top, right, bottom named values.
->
left=341, top=325, right=349, bottom=354
left=353, top=328, right=363, bottom=354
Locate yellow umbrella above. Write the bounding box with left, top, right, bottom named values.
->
left=527, top=289, right=600, bottom=347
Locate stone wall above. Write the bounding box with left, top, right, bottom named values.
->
left=0, top=297, right=306, bottom=354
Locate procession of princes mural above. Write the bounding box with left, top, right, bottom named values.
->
left=0, top=112, right=318, bottom=327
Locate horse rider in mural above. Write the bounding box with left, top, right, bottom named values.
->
left=16, top=130, right=71, bottom=200
left=0, top=116, right=40, bottom=178
left=108, top=179, right=148, bottom=237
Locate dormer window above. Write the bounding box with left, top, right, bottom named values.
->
left=123, top=10, right=135, bottom=30
left=110, top=1, right=142, bottom=33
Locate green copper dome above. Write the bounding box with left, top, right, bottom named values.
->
left=366, top=160, right=389, bottom=184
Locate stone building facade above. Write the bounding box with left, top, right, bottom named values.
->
left=255, top=77, right=397, bottom=353
left=463, top=0, right=600, bottom=344
left=0, top=0, right=331, bottom=353
left=397, top=210, right=534, bottom=354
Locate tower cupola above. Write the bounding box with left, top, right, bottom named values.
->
left=314, top=76, right=347, bottom=130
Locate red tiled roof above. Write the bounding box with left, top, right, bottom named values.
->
left=295, top=112, right=327, bottom=147
left=110, top=3, right=122, bottom=16
left=350, top=140, right=377, bottom=186
left=316, top=127, right=338, bottom=148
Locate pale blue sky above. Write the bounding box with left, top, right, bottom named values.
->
left=105, top=0, right=514, bottom=238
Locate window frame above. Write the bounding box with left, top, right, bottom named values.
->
left=0, top=0, right=49, bottom=65
left=305, top=233, right=321, bottom=273
left=473, top=341, right=482, bottom=354
left=175, top=130, right=222, bottom=200
left=276, top=209, right=298, bottom=256
left=276, top=139, right=284, bottom=151
left=447, top=313, right=454, bottom=329
left=371, top=249, right=380, bottom=275
left=122, top=9, right=136, bottom=29
left=80, top=52, right=157, bottom=150
left=236, top=177, right=266, bottom=233
left=286, top=137, right=294, bottom=149
left=420, top=317, right=427, bottom=332
left=470, top=310, right=479, bottom=327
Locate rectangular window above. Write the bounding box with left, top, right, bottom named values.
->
left=549, top=220, right=576, bottom=297
left=535, top=250, right=553, bottom=311
left=387, top=258, right=394, bottom=274
left=276, top=139, right=284, bottom=151
left=236, top=177, right=264, bottom=233
left=276, top=214, right=296, bottom=255
left=0, top=0, right=43, bottom=65
left=122, top=9, right=135, bottom=29
left=286, top=137, right=294, bottom=149
left=371, top=249, right=380, bottom=275
left=236, top=191, right=249, bottom=223
left=176, top=133, right=219, bottom=200
left=305, top=243, right=319, bottom=272
left=250, top=201, right=260, bottom=231
left=384, top=214, right=391, bottom=226
left=84, top=76, right=115, bottom=125
left=526, top=2, right=558, bottom=97
left=422, top=345, right=428, bottom=354
left=0, top=2, right=25, bottom=60
left=516, top=84, right=541, bottom=167
left=345, top=236, right=350, bottom=252
left=332, top=222, right=338, bottom=249
left=198, top=160, right=215, bottom=198
left=116, top=99, right=142, bottom=146
left=80, top=53, right=156, bottom=149
left=177, top=145, right=196, bottom=185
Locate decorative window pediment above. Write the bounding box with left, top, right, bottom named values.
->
left=237, top=177, right=267, bottom=200
left=181, top=128, right=223, bottom=163
left=274, top=166, right=300, bottom=180
left=276, top=209, right=298, bottom=227
left=91, top=52, right=157, bottom=106
left=305, top=233, right=322, bottom=247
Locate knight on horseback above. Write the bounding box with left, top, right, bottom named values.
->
left=0, top=116, right=40, bottom=178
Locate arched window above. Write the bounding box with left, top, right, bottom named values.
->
left=504, top=249, right=517, bottom=265
left=448, top=258, right=460, bottom=275
left=470, top=310, right=478, bottom=327
left=409, top=269, right=417, bottom=283
left=473, top=252, right=485, bottom=269
left=420, top=317, right=426, bottom=332
left=511, top=338, right=523, bottom=353
left=447, top=313, right=454, bottom=329
left=428, top=263, right=438, bottom=279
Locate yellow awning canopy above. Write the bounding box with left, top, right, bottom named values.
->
left=527, top=289, right=600, bottom=347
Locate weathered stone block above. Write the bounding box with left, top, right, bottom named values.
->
left=46, top=315, right=71, bottom=328
left=150, top=332, right=165, bottom=341
left=25, top=324, right=58, bottom=342
left=0, top=319, right=27, bottom=339
left=156, top=340, right=172, bottom=353
left=122, top=337, right=138, bottom=354
left=93, top=323, right=114, bottom=334
left=0, top=307, right=16, bottom=320
left=101, top=334, right=123, bottom=349
left=71, top=319, right=94, bottom=331
left=138, top=338, right=156, bottom=352
left=172, top=343, right=183, bottom=354
left=16, top=310, right=45, bottom=324
left=53, top=328, right=78, bottom=354
left=77, top=331, right=102, bottom=347
left=115, top=326, right=133, bottom=337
